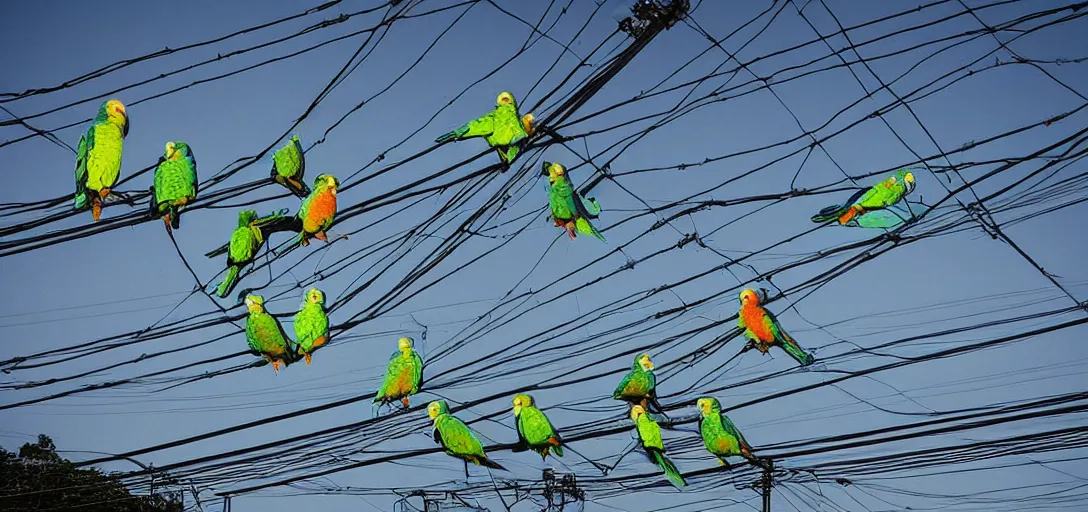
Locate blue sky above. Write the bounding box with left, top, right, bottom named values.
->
left=2, top=1, right=1088, bottom=511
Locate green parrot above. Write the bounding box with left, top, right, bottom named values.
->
left=542, top=161, right=605, bottom=242
left=270, top=135, right=311, bottom=198
left=74, top=99, right=129, bottom=222
left=630, top=405, right=686, bottom=489
left=511, top=394, right=564, bottom=461
left=206, top=209, right=295, bottom=299
left=294, top=174, right=340, bottom=247
left=738, top=289, right=815, bottom=367
left=244, top=295, right=297, bottom=374
left=428, top=400, right=505, bottom=478
left=293, top=287, right=329, bottom=365
left=811, top=169, right=916, bottom=225
left=149, top=141, right=198, bottom=231
left=696, top=397, right=759, bottom=468
left=614, top=353, right=665, bottom=414
left=373, top=337, right=424, bottom=415
left=435, top=91, right=536, bottom=169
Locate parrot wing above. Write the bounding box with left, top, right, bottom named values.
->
left=854, top=207, right=912, bottom=229
left=763, top=310, right=814, bottom=366
left=73, top=129, right=93, bottom=208
left=187, top=145, right=199, bottom=199
left=411, top=351, right=424, bottom=394
left=720, top=413, right=753, bottom=453
left=565, top=174, right=599, bottom=220
left=613, top=370, right=637, bottom=399
left=461, top=109, right=497, bottom=139
left=512, top=414, right=531, bottom=452
left=436, top=415, right=485, bottom=457
left=637, top=416, right=665, bottom=451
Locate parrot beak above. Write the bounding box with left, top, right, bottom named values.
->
left=122, top=111, right=130, bottom=138
left=541, top=162, right=552, bottom=177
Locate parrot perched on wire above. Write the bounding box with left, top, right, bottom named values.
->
left=434, top=91, right=535, bottom=170
left=737, top=289, right=815, bottom=367
left=149, top=141, right=198, bottom=231
left=428, top=400, right=506, bottom=478
left=630, top=405, right=686, bottom=489
left=373, top=337, right=424, bottom=415
left=511, top=394, right=564, bottom=461
left=74, top=99, right=129, bottom=221
left=696, top=397, right=761, bottom=468
left=206, top=209, right=295, bottom=299
left=811, top=169, right=916, bottom=226
left=270, top=135, right=310, bottom=198
left=614, top=353, right=665, bottom=414
left=293, top=287, right=329, bottom=365
left=294, top=174, right=340, bottom=247
left=244, top=295, right=297, bottom=374
left=542, top=161, right=605, bottom=242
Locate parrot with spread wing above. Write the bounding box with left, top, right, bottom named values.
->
left=373, top=337, right=424, bottom=415
left=435, top=91, right=535, bottom=169
left=696, top=397, right=761, bottom=468
left=812, top=169, right=916, bottom=226
left=631, top=405, right=686, bottom=489
left=511, top=394, right=564, bottom=461
left=543, top=161, right=605, bottom=242
left=74, top=99, right=129, bottom=221
left=149, top=141, right=198, bottom=231
left=270, top=135, right=310, bottom=198
left=738, top=289, right=814, bottom=367
left=207, top=209, right=295, bottom=299
left=614, top=353, right=665, bottom=414
left=428, top=400, right=506, bottom=478
left=244, top=295, right=297, bottom=374
left=294, top=174, right=339, bottom=247
left=293, top=287, right=329, bottom=365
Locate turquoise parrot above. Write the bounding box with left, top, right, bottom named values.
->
left=812, top=169, right=916, bottom=225
left=542, top=161, right=604, bottom=242
left=511, top=394, right=564, bottom=461
left=270, top=135, right=311, bottom=198
left=149, top=141, right=198, bottom=231
left=244, top=295, right=297, bottom=374
left=373, top=337, right=424, bottom=415
left=293, top=287, right=329, bottom=365
left=630, top=405, right=686, bottom=489
left=614, top=353, right=665, bottom=414
left=428, top=400, right=506, bottom=478
left=435, top=91, right=535, bottom=169
left=294, top=174, right=340, bottom=247
left=206, top=209, right=295, bottom=299
left=74, top=99, right=129, bottom=221
left=738, top=289, right=814, bottom=367
left=696, top=397, right=759, bottom=468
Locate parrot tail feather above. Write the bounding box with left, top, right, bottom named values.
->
left=811, top=203, right=849, bottom=223
left=216, top=267, right=241, bottom=299
left=475, top=455, right=506, bottom=471
left=575, top=217, right=606, bottom=243
left=779, top=332, right=815, bottom=367
left=652, top=451, right=686, bottom=489
left=551, top=442, right=564, bottom=458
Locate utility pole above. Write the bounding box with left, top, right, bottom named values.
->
left=541, top=469, right=584, bottom=511
left=761, top=459, right=774, bottom=512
